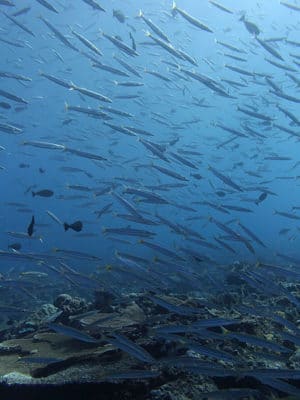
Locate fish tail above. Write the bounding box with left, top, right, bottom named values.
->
left=239, top=14, right=245, bottom=21
left=64, top=223, right=69, bottom=231
left=64, top=101, right=69, bottom=111
left=138, top=9, right=143, bottom=17
left=32, top=191, right=35, bottom=197
left=172, top=1, right=177, bottom=10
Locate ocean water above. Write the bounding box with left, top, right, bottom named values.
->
left=1, top=0, right=299, bottom=275
left=1, top=0, right=300, bottom=397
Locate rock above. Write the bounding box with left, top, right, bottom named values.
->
left=1, top=372, right=32, bottom=385
left=53, top=294, right=88, bottom=316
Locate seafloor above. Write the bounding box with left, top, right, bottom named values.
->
left=0, top=262, right=300, bottom=400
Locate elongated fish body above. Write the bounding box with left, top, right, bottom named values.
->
left=172, top=2, right=213, bottom=33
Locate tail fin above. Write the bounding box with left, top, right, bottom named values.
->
left=32, top=191, right=35, bottom=197
left=172, top=1, right=177, bottom=10
left=63, top=223, right=69, bottom=231
left=138, top=9, right=143, bottom=18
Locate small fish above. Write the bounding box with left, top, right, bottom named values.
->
left=0, top=102, right=11, bottom=109
left=8, top=242, right=22, bottom=251
left=48, top=323, right=99, bottom=343
left=82, top=0, right=105, bottom=12
left=172, top=1, right=213, bottom=33
left=255, top=192, right=268, bottom=205
left=113, top=9, right=126, bottom=23
left=32, top=189, right=54, bottom=197
left=36, top=0, right=59, bottom=14
left=239, top=14, right=260, bottom=36
left=64, top=221, right=83, bottom=232
left=27, top=215, right=35, bottom=237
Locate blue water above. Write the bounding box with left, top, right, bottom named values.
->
left=0, top=0, right=300, bottom=282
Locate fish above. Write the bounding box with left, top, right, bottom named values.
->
left=70, top=84, right=112, bottom=103
left=82, top=0, right=105, bottom=12
left=112, top=55, right=142, bottom=78
left=39, top=16, right=78, bottom=52
left=46, top=210, right=62, bottom=226
left=36, top=0, right=59, bottom=14
left=0, top=102, right=11, bottom=109
left=239, top=14, right=260, bottom=35
left=209, top=1, right=233, bottom=14
left=113, top=9, right=126, bottom=23
left=108, top=333, right=155, bottom=364
left=208, top=166, right=243, bottom=192
left=102, top=32, right=138, bottom=57
left=274, top=210, right=300, bottom=220
left=2, top=11, right=35, bottom=37
left=256, top=37, right=284, bottom=61
left=27, top=216, right=35, bottom=237
left=172, top=2, right=213, bottom=33
left=8, top=242, right=22, bottom=251
left=92, top=60, right=130, bottom=77
left=48, top=323, right=99, bottom=343
left=138, top=10, right=170, bottom=43
left=255, top=192, right=268, bottom=205
left=152, top=164, right=188, bottom=181
left=0, top=89, right=27, bottom=104
left=71, top=30, right=102, bottom=56
left=32, top=189, right=54, bottom=197
left=64, top=221, right=83, bottom=232
left=280, top=1, right=300, bottom=11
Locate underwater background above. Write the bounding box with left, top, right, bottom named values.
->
left=1, top=0, right=300, bottom=399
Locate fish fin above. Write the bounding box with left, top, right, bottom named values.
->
left=32, top=191, right=35, bottom=197
left=172, top=1, right=177, bottom=10
left=138, top=9, right=143, bottom=17
left=52, top=247, right=58, bottom=253
left=102, top=227, right=106, bottom=233
left=64, top=101, right=69, bottom=111
left=145, top=30, right=151, bottom=37
left=63, top=223, right=69, bottom=231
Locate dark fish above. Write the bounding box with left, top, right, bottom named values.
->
left=27, top=215, right=35, bottom=237
left=0, top=102, right=11, bottom=109
left=239, top=14, right=260, bottom=35
left=209, top=0, right=233, bottom=14
left=36, top=0, right=59, bottom=14
left=39, top=16, right=78, bottom=52
left=113, top=9, right=125, bottom=23
left=11, top=7, right=31, bottom=17
left=82, top=0, right=105, bottom=12
left=64, top=220, right=83, bottom=232
left=108, top=333, right=155, bottom=364
left=8, top=242, right=22, bottom=251
left=208, top=165, right=243, bottom=192
left=256, top=192, right=268, bottom=205
left=0, top=0, right=15, bottom=6
left=129, top=32, right=136, bottom=51
left=2, top=11, right=35, bottom=37
left=256, top=37, right=284, bottom=61
left=32, top=189, right=54, bottom=197
left=0, top=88, right=27, bottom=104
